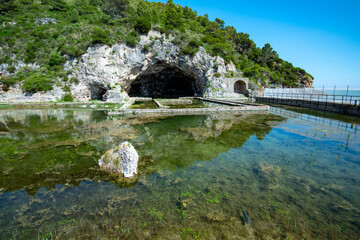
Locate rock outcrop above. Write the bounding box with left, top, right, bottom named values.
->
left=35, top=18, right=57, bottom=25
left=103, top=85, right=129, bottom=102
left=65, top=31, right=239, bottom=102
left=1, top=31, right=244, bottom=103
left=98, top=142, right=139, bottom=178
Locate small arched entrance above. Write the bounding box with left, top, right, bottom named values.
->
left=234, top=80, right=247, bottom=94
left=128, top=62, right=201, bottom=98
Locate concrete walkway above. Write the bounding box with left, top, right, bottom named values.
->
left=108, top=104, right=270, bottom=116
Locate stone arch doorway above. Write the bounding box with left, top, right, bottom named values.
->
left=128, top=62, right=202, bottom=98
left=234, top=80, right=247, bottom=94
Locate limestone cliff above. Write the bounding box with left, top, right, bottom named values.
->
left=65, top=31, right=239, bottom=102
left=0, top=31, right=245, bottom=103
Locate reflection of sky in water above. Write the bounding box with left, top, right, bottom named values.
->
left=0, top=108, right=359, bottom=239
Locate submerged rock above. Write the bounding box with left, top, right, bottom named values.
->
left=0, top=119, right=9, bottom=132
left=98, top=142, right=139, bottom=178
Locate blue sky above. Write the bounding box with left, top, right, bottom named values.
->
left=153, top=0, right=360, bottom=88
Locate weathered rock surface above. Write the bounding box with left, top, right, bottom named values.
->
left=0, top=86, right=65, bottom=103
left=1, top=31, right=246, bottom=103
left=65, top=30, right=240, bottom=101
left=0, top=61, right=64, bottom=103
left=35, top=18, right=57, bottom=25
left=103, top=85, right=129, bottom=102
left=98, top=142, right=139, bottom=178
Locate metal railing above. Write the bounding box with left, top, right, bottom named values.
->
left=270, top=107, right=359, bottom=136
left=254, top=92, right=360, bottom=106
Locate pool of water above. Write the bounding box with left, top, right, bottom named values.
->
left=129, top=101, right=158, bottom=109
left=169, top=99, right=225, bottom=109
left=0, top=108, right=359, bottom=239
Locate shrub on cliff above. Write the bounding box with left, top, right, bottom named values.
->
left=0, top=0, right=16, bottom=13
left=0, top=76, right=17, bottom=92
left=49, top=53, right=65, bottom=67
left=42, top=0, right=68, bottom=12
left=91, top=27, right=110, bottom=45
left=135, top=17, right=151, bottom=35
left=62, top=92, right=74, bottom=102
left=125, top=30, right=140, bottom=47
left=22, top=74, right=54, bottom=93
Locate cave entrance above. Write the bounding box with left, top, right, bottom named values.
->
left=234, top=80, right=247, bottom=94
left=128, top=63, right=201, bottom=98
left=90, top=84, right=108, bottom=101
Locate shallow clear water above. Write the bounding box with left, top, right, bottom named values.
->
left=129, top=101, right=158, bottom=109
left=0, top=108, right=359, bottom=239
left=169, top=99, right=225, bottom=109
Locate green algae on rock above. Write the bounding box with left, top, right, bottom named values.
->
left=98, top=142, right=139, bottom=178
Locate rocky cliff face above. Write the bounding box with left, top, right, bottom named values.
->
left=1, top=31, right=240, bottom=103
left=65, top=31, right=238, bottom=102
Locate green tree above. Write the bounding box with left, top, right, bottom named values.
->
left=0, top=76, right=17, bottom=92
left=183, top=6, right=196, bottom=19
left=22, top=74, right=54, bottom=93
left=73, top=0, right=95, bottom=15
left=91, top=27, right=110, bottom=45
left=103, top=0, right=129, bottom=18
left=215, top=18, right=225, bottom=29
left=24, top=42, right=37, bottom=63
left=68, top=9, right=80, bottom=23
left=135, top=17, right=151, bottom=35
left=0, top=0, right=16, bottom=13
left=62, top=92, right=74, bottom=102
left=125, top=30, right=140, bottom=47
left=234, top=32, right=254, bottom=53
left=42, top=0, right=68, bottom=12
left=49, top=53, right=65, bottom=67
left=261, top=43, right=278, bottom=63
left=136, top=0, right=151, bottom=19
left=165, top=0, right=182, bottom=28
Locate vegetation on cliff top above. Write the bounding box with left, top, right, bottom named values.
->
left=0, top=0, right=313, bottom=93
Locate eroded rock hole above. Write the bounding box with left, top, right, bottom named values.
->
left=129, top=64, right=201, bottom=98
left=90, top=84, right=108, bottom=101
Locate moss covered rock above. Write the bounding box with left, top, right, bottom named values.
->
left=98, top=142, right=139, bottom=178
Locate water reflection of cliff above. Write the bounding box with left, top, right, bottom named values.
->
left=0, top=109, right=284, bottom=194
left=135, top=114, right=285, bottom=172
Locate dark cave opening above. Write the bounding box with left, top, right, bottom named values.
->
left=90, top=84, right=108, bottom=101
left=129, top=63, right=201, bottom=98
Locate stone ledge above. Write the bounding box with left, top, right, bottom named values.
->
left=108, top=105, right=270, bottom=116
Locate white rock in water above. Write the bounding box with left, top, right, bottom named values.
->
left=98, top=142, right=139, bottom=178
